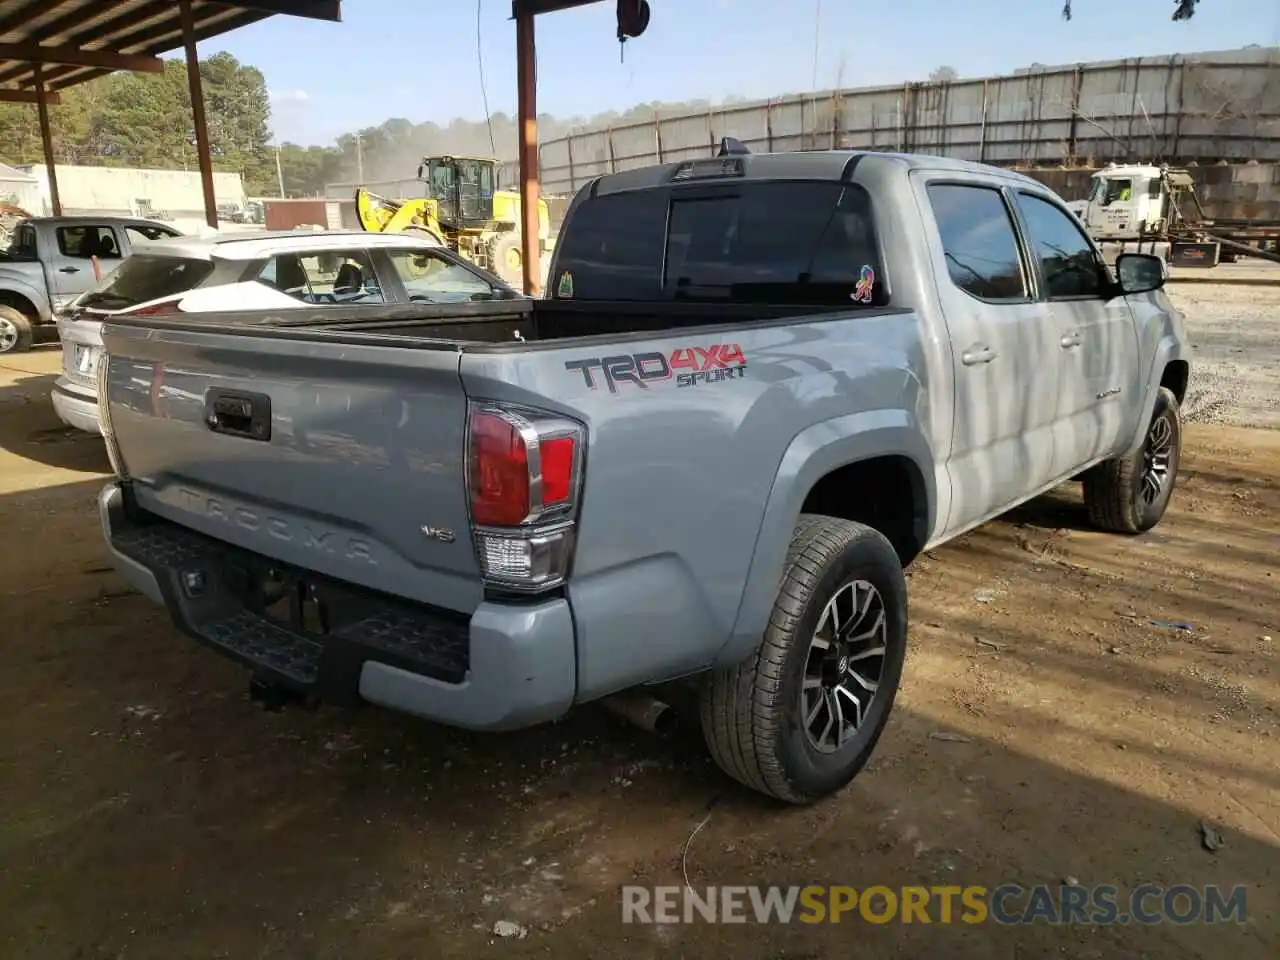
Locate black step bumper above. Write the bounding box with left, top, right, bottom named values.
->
left=98, top=482, right=577, bottom=731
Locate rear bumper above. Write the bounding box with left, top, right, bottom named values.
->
left=52, top=378, right=102, bottom=435
left=98, top=482, right=577, bottom=731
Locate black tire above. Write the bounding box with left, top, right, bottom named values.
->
left=0, top=304, right=34, bottom=354
left=489, top=232, right=524, bottom=288
left=1083, top=386, right=1182, bottom=534
left=699, top=515, right=908, bottom=805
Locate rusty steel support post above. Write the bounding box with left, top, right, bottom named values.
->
left=515, top=7, right=541, bottom=296
left=181, top=0, right=218, bottom=229
left=34, top=62, right=61, bottom=216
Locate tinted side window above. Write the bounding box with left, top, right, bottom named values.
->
left=126, top=225, right=179, bottom=244
left=1014, top=192, right=1105, bottom=299
left=57, top=225, right=122, bottom=260
left=551, top=191, right=668, bottom=300
left=927, top=184, right=1027, bottom=302
left=386, top=249, right=496, bottom=303
left=10, top=224, right=37, bottom=260
left=257, top=250, right=384, bottom=304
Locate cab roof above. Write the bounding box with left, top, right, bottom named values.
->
left=130, top=229, right=442, bottom=261
left=588, top=149, right=1047, bottom=197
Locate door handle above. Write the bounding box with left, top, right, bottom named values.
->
left=1060, top=331, right=1082, bottom=349
left=58, top=266, right=80, bottom=274
left=204, top=389, right=272, bottom=441
left=961, top=345, right=997, bottom=366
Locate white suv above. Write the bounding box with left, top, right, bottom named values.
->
left=53, top=229, right=521, bottom=434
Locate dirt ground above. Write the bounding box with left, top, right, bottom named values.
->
left=1, top=278, right=1277, bottom=959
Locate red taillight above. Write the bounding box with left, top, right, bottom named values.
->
left=539, top=436, right=575, bottom=505
left=466, top=403, right=585, bottom=592
left=469, top=411, right=531, bottom=526
left=468, top=409, right=580, bottom=526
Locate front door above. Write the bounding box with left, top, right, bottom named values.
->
left=1011, top=190, right=1140, bottom=473
left=918, top=177, right=1061, bottom=537
left=47, top=223, right=124, bottom=310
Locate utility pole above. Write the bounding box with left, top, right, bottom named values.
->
left=275, top=144, right=285, bottom=197
left=354, top=133, right=364, bottom=183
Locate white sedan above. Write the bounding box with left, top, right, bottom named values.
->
left=53, top=229, right=521, bottom=434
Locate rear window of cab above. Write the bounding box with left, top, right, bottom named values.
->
left=551, top=180, right=886, bottom=307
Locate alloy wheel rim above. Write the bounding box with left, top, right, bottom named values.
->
left=1140, top=413, right=1174, bottom=506
left=0, top=317, right=16, bottom=351
left=801, top=579, right=888, bottom=754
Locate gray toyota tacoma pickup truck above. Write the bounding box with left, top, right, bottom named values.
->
left=95, top=149, right=1189, bottom=804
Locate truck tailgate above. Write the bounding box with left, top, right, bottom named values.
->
left=99, top=321, right=483, bottom=616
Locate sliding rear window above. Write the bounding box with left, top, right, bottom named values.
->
left=552, top=181, right=886, bottom=306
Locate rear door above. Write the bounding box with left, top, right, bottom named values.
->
left=1010, top=189, right=1140, bottom=473
left=916, top=177, right=1061, bottom=535
left=47, top=223, right=124, bottom=309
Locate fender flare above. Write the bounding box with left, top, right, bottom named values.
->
left=1121, top=334, right=1184, bottom=459
left=0, top=278, right=51, bottom=323
left=714, top=409, right=936, bottom=668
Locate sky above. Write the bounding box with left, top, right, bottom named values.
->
left=196, top=0, right=1280, bottom=147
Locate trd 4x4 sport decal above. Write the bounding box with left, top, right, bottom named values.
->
left=565, top=343, right=747, bottom=394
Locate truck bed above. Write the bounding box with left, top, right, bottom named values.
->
left=111, top=298, right=838, bottom=350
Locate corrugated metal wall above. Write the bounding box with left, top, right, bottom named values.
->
left=525, top=46, right=1280, bottom=197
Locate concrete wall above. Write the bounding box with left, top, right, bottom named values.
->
left=17, top=164, right=247, bottom=233
left=526, top=46, right=1280, bottom=197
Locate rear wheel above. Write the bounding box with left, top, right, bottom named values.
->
left=1084, top=386, right=1182, bottom=533
left=699, top=515, right=908, bottom=804
left=489, top=232, right=525, bottom=288
left=0, top=305, right=33, bottom=354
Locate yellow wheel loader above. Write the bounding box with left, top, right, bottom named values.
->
left=354, top=155, right=551, bottom=288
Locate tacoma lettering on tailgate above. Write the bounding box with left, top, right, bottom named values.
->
left=175, top=488, right=378, bottom=565
left=565, top=343, right=747, bottom=394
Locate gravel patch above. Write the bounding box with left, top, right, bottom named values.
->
left=1167, top=264, right=1280, bottom=428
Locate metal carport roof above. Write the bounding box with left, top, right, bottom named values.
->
left=0, top=1, right=340, bottom=101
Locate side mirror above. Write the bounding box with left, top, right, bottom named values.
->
left=417, top=164, right=425, bottom=180
left=1115, top=253, right=1165, bottom=295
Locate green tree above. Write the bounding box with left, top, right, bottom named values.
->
left=0, top=53, right=276, bottom=192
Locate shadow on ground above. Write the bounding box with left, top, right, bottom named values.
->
left=0, top=373, right=110, bottom=474
left=0, top=426, right=1275, bottom=959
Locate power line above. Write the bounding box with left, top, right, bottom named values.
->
left=477, top=0, right=497, bottom=157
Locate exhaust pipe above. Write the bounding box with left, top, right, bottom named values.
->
left=600, top=689, right=677, bottom=738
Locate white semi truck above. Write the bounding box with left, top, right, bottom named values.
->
left=1072, top=163, right=1280, bottom=268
